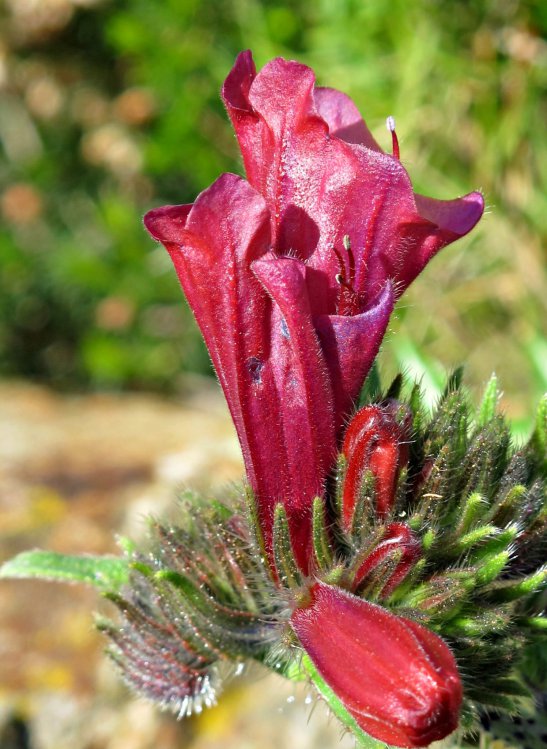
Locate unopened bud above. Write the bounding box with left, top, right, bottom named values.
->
left=341, top=403, right=412, bottom=529
left=352, top=522, right=421, bottom=597
left=291, top=582, right=462, bottom=748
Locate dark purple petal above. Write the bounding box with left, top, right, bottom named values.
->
left=314, top=282, right=394, bottom=428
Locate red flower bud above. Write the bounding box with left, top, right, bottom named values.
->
left=341, top=403, right=412, bottom=528
left=352, top=522, right=421, bottom=597
left=291, top=582, right=462, bottom=748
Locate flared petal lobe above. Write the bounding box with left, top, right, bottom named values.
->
left=144, top=174, right=336, bottom=573
left=314, top=283, right=394, bottom=427
left=313, top=86, right=382, bottom=151
left=291, top=582, right=462, bottom=748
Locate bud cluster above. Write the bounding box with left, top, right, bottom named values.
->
left=101, top=374, right=546, bottom=746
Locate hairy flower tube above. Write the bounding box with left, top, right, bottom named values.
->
left=144, top=50, right=484, bottom=573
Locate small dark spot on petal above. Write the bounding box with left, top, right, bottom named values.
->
left=247, top=356, right=263, bottom=384
left=514, top=717, right=523, bottom=725
left=513, top=730, right=525, bottom=740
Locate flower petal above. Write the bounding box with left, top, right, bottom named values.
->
left=144, top=204, right=193, bottom=243
left=291, top=582, right=462, bottom=748
left=314, top=282, right=394, bottom=427
left=145, top=173, right=273, bottom=520
left=223, top=53, right=421, bottom=310
left=393, top=190, right=486, bottom=293
left=313, top=86, right=382, bottom=151
left=252, top=254, right=336, bottom=568
left=145, top=175, right=336, bottom=574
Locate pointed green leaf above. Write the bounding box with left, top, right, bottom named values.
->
left=359, top=361, right=382, bottom=406
left=529, top=393, right=547, bottom=473
left=0, top=550, right=128, bottom=592
left=312, top=496, right=333, bottom=571
left=442, top=366, right=464, bottom=399
left=487, top=567, right=547, bottom=602
left=455, top=492, right=486, bottom=535
left=384, top=373, right=403, bottom=401
left=455, top=524, right=498, bottom=552
left=272, top=504, right=301, bottom=588
left=244, top=485, right=268, bottom=561
left=476, top=551, right=510, bottom=586
left=477, top=373, right=499, bottom=427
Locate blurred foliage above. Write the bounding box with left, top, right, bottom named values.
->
left=0, top=0, right=545, bottom=432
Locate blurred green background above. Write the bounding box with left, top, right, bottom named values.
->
left=0, top=0, right=545, bottom=434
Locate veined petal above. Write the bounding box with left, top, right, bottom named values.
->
left=223, top=51, right=415, bottom=309
left=145, top=176, right=336, bottom=574
left=144, top=174, right=274, bottom=526
left=314, top=282, right=394, bottom=428
left=394, top=190, right=486, bottom=293
left=291, top=582, right=462, bottom=748
left=252, top=254, right=336, bottom=569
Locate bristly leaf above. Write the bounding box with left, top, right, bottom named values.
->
left=528, top=393, right=547, bottom=474
left=312, top=496, right=333, bottom=571
left=441, top=366, right=464, bottom=399
left=478, top=373, right=500, bottom=427
left=358, top=361, right=382, bottom=406
left=101, top=492, right=286, bottom=718
left=384, top=372, right=403, bottom=401
left=273, top=503, right=302, bottom=588
left=0, top=550, right=128, bottom=592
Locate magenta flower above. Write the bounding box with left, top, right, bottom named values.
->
left=144, top=51, right=483, bottom=573
left=291, top=582, right=462, bottom=748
